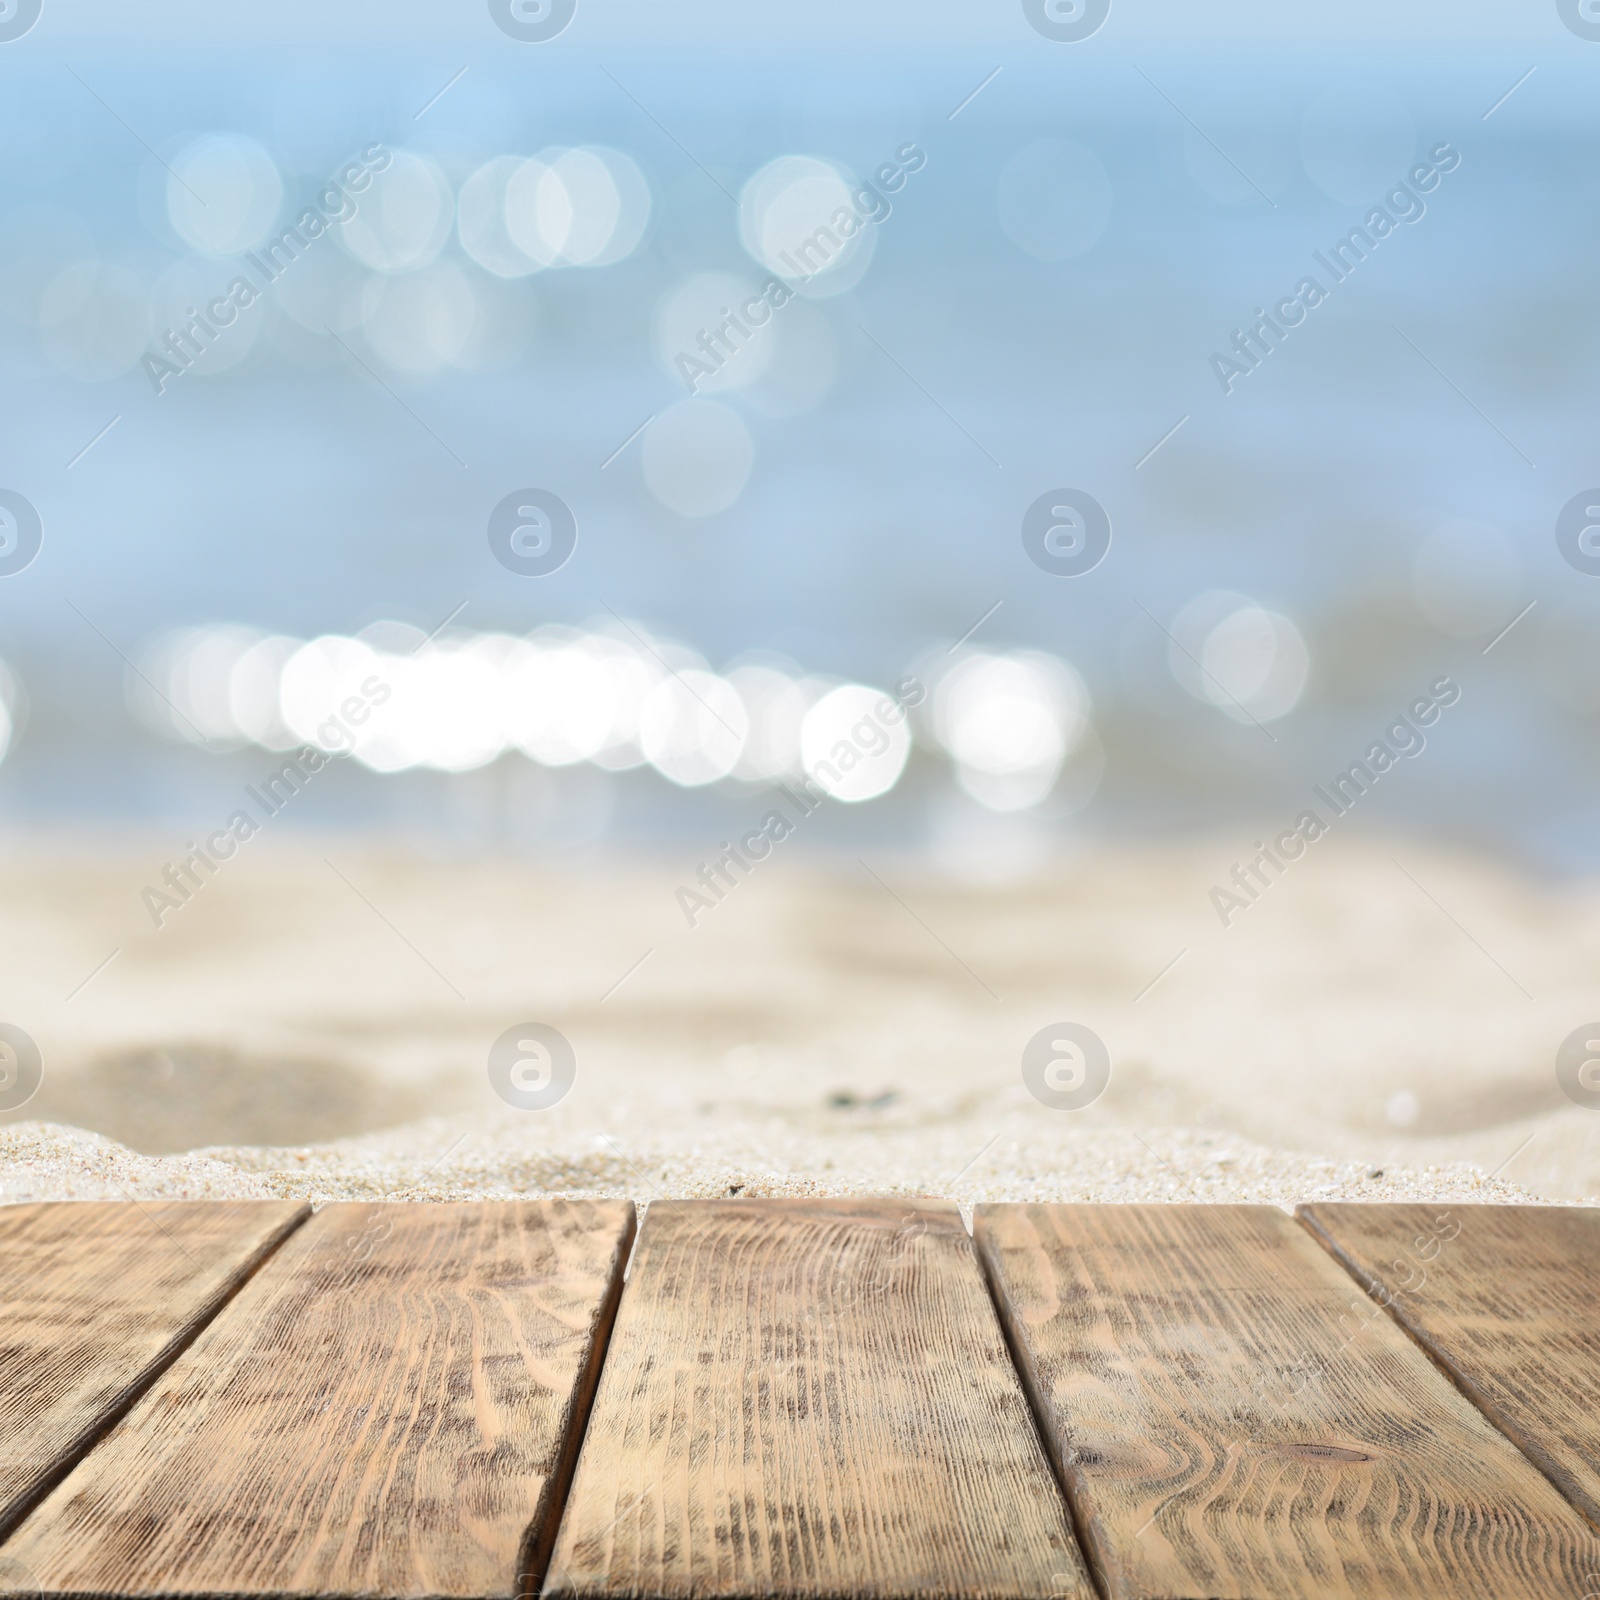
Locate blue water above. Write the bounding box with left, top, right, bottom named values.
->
left=3, top=19, right=1600, bottom=864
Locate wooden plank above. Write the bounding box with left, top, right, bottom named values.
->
left=0, top=1200, right=308, bottom=1540
left=5, top=1200, right=634, bottom=1600
left=975, top=1202, right=1600, bottom=1600
left=1300, top=1202, right=1600, bottom=1530
left=546, top=1197, right=1092, bottom=1600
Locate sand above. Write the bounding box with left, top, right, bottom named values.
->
left=2, top=829, right=1596, bottom=1209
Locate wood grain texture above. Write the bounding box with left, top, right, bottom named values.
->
left=5, top=1200, right=634, bottom=1600
left=0, top=1200, right=308, bottom=1541
left=975, top=1202, right=1600, bottom=1600
left=1300, top=1202, right=1600, bottom=1531
left=546, top=1198, right=1091, bottom=1600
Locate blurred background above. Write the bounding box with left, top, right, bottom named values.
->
left=2, top=0, right=1599, bottom=1200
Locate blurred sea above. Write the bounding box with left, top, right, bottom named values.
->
left=3, top=31, right=1600, bottom=867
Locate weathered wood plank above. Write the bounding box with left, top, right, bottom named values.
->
left=5, top=1200, right=634, bottom=1600
left=546, top=1197, right=1092, bottom=1600
left=1300, top=1202, right=1600, bottom=1531
left=976, top=1202, right=1600, bottom=1600
left=0, top=1200, right=308, bottom=1540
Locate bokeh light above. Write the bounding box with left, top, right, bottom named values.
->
left=339, top=150, right=453, bottom=274
left=932, top=651, right=1089, bottom=812
left=1169, top=592, right=1311, bottom=724
left=228, top=635, right=302, bottom=750
left=166, top=135, right=283, bottom=257
left=504, top=629, right=625, bottom=767
left=505, top=146, right=650, bottom=270
left=458, top=156, right=542, bottom=279
left=376, top=637, right=505, bottom=772
left=742, top=296, right=839, bottom=417
left=278, top=634, right=385, bottom=754
left=362, top=263, right=478, bottom=372
left=800, top=683, right=911, bottom=802
left=739, top=154, right=875, bottom=295
left=653, top=271, right=774, bottom=393
left=535, top=148, right=620, bottom=265
left=148, top=257, right=263, bottom=375
left=131, top=626, right=262, bottom=746
left=640, top=669, right=748, bottom=786
left=0, top=657, right=17, bottom=768
left=728, top=662, right=816, bottom=782
left=129, top=623, right=949, bottom=808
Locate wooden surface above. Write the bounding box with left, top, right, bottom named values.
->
left=1301, top=1202, right=1600, bottom=1531
left=6, top=1200, right=634, bottom=1600
left=975, top=1202, right=1600, bottom=1600
left=546, top=1197, right=1091, bottom=1600
left=0, top=1200, right=308, bottom=1541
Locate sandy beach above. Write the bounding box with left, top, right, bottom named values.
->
left=2, top=828, right=1596, bottom=1209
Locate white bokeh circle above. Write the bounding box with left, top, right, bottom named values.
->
left=459, top=156, right=543, bottom=279
left=148, top=257, right=263, bottom=375
left=933, top=651, right=1089, bottom=812
left=1169, top=592, right=1310, bottom=724
left=653, top=271, right=774, bottom=394
left=362, top=263, right=478, bottom=372
left=167, top=135, right=283, bottom=257
left=340, top=150, right=453, bottom=274
left=640, top=670, right=748, bottom=786
left=738, top=154, right=876, bottom=296
left=505, top=147, right=651, bottom=270
left=800, top=683, right=911, bottom=802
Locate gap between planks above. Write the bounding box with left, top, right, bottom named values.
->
left=977, top=1203, right=1600, bottom=1600
left=4, top=1201, right=635, bottom=1600
left=0, top=1200, right=311, bottom=1544
left=1298, top=1202, right=1600, bottom=1537
left=7, top=1199, right=1600, bottom=1600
